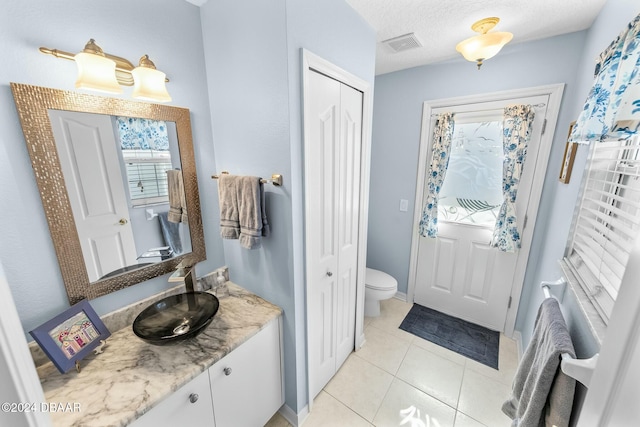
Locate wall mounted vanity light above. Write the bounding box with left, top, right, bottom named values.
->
left=455, top=17, right=513, bottom=70
left=39, top=39, right=171, bottom=102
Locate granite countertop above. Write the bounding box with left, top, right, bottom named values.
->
left=37, top=283, right=282, bottom=427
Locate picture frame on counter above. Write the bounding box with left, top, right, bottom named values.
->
left=29, top=299, right=111, bottom=374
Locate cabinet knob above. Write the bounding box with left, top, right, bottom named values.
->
left=223, top=367, right=232, bottom=376
left=326, top=271, right=333, bottom=277
left=189, top=393, right=199, bottom=404
left=118, top=218, right=128, bottom=225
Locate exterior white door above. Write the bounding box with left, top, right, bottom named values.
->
left=49, top=110, right=137, bottom=282
left=414, top=94, right=550, bottom=331
left=306, top=69, right=363, bottom=399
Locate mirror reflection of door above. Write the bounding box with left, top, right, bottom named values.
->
left=48, top=110, right=191, bottom=282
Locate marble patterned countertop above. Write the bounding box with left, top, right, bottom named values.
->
left=36, top=282, right=282, bottom=427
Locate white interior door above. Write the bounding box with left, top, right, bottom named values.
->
left=49, top=110, right=137, bottom=281
left=306, top=70, right=363, bottom=399
left=335, top=82, right=363, bottom=368
left=414, top=95, right=549, bottom=331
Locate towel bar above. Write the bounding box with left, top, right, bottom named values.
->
left=541, top=280, right=599, bottom=387
left=211, top=171, right=283, bottom=186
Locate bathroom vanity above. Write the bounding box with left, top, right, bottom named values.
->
left=36, top=283, right=283, bottom=427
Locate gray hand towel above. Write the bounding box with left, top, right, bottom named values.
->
left=167, top=170, right=188, bottom=224
left=217, top=175, right=269, bottom=249
left=502, top=298, right=576, bottom=427
left=218, top=174, right=240, bottom=239
left=237, top=176, right=267, bottom=249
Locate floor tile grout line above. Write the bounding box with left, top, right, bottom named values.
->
left=392, top=375, right=459, bottom=414
left=320, top=388, right=375, bottom=426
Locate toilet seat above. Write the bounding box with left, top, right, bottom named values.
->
left=365, top=268, right=397, bottom=291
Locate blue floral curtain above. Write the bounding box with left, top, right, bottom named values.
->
left=491, top=105, right=535, bottom=252
left=116, top=117, right=170, bottom=150
left=419, top=112, right=455, bottom=238
left=570, top=12, right=640, bottom=143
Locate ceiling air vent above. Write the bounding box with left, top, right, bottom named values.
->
left=383, top=33, right=422, bottom=53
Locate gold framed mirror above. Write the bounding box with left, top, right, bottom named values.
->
left=11, top=83, right=205, bottom=304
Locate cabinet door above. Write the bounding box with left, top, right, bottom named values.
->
left=130, top=370, right=215, bottom=427
left=209, top=317, right=283, bottom=427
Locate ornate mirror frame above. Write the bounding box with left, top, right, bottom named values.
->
left=11, top=83, right=205, bottom=304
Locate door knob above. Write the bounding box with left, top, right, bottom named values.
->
left=118, top=218, right=128, bottom=225
left=223, top=367, right=232, bottom=376
left=326, top=271, right=333, bottom=277
left=189, top=393, right=199, bottom=403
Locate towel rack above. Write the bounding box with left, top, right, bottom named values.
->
left=211, top=171, right=283, bottom=186
left=541, top=280, right=599, bottom=387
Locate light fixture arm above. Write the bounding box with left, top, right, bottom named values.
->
left=39, top=46, right=169, bottom=86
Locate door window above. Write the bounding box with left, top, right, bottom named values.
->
left=438, top=120, right=503, bottom=226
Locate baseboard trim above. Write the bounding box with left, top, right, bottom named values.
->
left=512, top=330, right=524, bottom=361
left=279, top=403, right=309, bottom=427
left=394, top=291, right=408, bottom=302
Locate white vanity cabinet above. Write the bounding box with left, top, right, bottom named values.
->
left=130, top=316, right=283, bottom=427
left=209, top=317, right=283, bottom=427
left=130, top=370, right=215, bottom=427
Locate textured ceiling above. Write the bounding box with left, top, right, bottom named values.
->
left=346, top=0, right=607, bottom=75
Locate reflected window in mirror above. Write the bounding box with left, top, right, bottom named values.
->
left=117, top=117, right=174, bottom=207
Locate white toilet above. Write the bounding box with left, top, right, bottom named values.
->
left=364, top=268, right=398, bottom=317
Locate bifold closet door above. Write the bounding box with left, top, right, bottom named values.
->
left=307, top=70, right=363, bottom=400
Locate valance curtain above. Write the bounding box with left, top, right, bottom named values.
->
left=419, top=112, right=455, bottom=238
left=570, top=12, right=640, bottom=143
left=491, top=105, right=535, bottom=253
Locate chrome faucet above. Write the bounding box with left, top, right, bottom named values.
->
left=170, top=261, right=196, bottom=293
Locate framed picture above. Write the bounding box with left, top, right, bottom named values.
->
left=30, top=299, right=111, bottom=374
left=560, top=121, right=579, bottom=184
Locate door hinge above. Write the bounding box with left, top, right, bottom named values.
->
left=541, top=118, right=547, bottom=135
left=508, top=296, right=512, bottom=309
left=523, top=214, right=528, bottom=230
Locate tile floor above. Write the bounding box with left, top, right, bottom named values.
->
left=267, top=298, right=518, bottom=427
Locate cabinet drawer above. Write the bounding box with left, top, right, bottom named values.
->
left=130, top=370, right=215, bottom=427
left=209, top=317, right=283, bottom=427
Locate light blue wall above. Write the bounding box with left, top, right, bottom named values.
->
left=368, top=31, right=587, bottom=304
left=0, top=0, right=224, bottom=333
left=199, top=0, right=375, bottom=413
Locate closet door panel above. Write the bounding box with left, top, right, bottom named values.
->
left=335, top=84, right=363, bottom=367
left=307, top=70, right=341, bottom=399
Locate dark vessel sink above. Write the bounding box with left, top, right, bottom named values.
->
left=133, top=292, right=219, bottom=346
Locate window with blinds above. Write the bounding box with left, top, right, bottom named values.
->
left=565, top=135, right=640, bottom=322
left=122, top=149, right=172, bottom=207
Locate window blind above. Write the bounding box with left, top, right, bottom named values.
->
left=565, top=136, right=640, bottom=322
left=125, top=160, right=172, bottom=206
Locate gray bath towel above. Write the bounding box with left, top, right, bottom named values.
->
left=502, top=298, right=576, bottom=427
left=167, top=169, right=188, bottom=224
left=218, top=175, right=270, bottom=249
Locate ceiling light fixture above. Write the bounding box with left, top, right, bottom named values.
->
left=456, top=17, right=513, bottom=70
left=39, top=39, right=171, bottom=102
